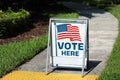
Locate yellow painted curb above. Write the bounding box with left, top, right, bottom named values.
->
left=0, top=70, right=98, bottom=80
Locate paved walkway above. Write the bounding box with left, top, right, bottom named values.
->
left=62, top=2, right=118, bottom=75
left=0, top=1, right=118, bottom=80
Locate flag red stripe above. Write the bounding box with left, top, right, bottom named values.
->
left=58, top=32, right=79, bottom=34
left=57, top=24, right=81, bottom=41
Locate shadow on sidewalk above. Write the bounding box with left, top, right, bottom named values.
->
left=49, top=60, right=101, bottom=75
left=62, top=1, right=106, bottom=18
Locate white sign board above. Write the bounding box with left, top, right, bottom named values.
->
left=46, top=18, right=88, bottom=75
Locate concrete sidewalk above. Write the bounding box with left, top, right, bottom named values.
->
left=62, top=2, right=118, bottom=75
left=18, top=1, right=118, bottom=75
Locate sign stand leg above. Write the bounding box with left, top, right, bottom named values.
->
left=82, top=26, right=88, bottom=77
left=81, top=54, right=85, bottom=77
left=45, top=46, right=49, bottom=74
left=45, top=20, right=51, bottom=75
left=45, top=40, right=50, bottom=74
left=82, top=67, right=84, bottom=77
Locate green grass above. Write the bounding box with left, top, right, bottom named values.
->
left=49, top=12, right=79, bottom=18
left=97, top=5, right=120, bottom=80
left=0, top=34, right=48, bottom=77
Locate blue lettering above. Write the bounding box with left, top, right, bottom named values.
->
left=72, top=43, right=77, bottom=50
left=71, top=51, right=79, bottom=56
left=58, top=42, right=84, bottom=50
left=61, top=51, right=66, bottom=56
left=76, top=51, right=79, bottom=56
left=65, top=42, right=71, bottom=49
left=71, top=51, right=74, bottom=56
left=66, top=51, right=70, bottom=56
left=61, top=51, right=79, bottom=56
left=78, top=43, right=83, bottom=50
left=58, top=42, right=64, bottom=49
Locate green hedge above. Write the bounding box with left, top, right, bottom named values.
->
left=0, top=8, right=30, bottom=37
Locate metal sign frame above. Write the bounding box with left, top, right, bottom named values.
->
left=46, top=18, right=89, bottom=76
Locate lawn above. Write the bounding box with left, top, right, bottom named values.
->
left=0, top=34, right=48, bottom=77
left=97, top=5, right=120, bottom=80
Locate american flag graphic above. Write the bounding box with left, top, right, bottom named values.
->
left=57, top=24, right=81, bottom=41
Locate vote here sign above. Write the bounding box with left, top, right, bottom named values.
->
left=49, top=18, right=88, bottom=68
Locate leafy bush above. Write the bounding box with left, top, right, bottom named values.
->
left=0, top=8, right=30, bottom=37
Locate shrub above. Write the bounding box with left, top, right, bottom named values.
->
left=0, top=8, right=30, bottom=38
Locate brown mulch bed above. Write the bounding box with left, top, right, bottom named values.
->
left=0, top=21, right=49, bottom=45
